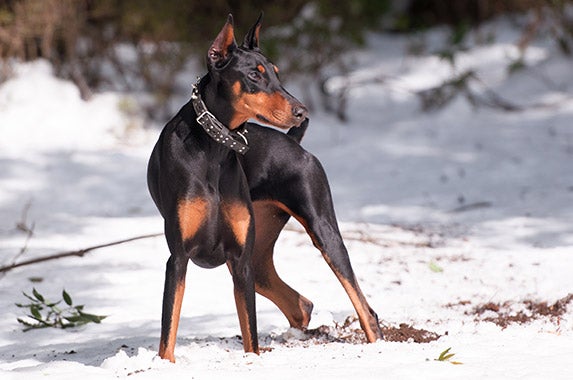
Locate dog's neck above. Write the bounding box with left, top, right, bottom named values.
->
left=191, top=77, right=249, bottom=154
left=198, top=75, right=236, bottom=127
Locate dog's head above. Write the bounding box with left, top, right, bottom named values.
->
left=206, top=14, right=307, bottom=130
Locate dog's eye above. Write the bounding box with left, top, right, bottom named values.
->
left=248, top=71, right=262, bottom=82
left=208, top=50, right=222, bottom=61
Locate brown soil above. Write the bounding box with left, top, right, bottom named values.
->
left=381, top=323, right=441, bottom=343
left=304, top=316, right=441, bottom=344
left=468, top=293, right=573, bottom=329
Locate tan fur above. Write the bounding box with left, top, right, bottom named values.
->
left=229, top=81, right=293, bottom=129
left=158, top=280, right=186, bottom=362
left=222, top=201, right=251, bottom=246
left=177, top=198, right=209, bottom=240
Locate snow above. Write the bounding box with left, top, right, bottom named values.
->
left=1, top=18, right=573, bottom=379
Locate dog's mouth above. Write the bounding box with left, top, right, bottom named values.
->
left=255, top=113, right=304, bottom=129
left=255, top=113, right=292, bottom=129
left=255, top=113, right=271, bottom=124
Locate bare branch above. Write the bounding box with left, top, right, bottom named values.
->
left=0, top=233, right=163, bottom=274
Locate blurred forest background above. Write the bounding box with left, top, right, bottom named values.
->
left=0, top=0, right=572, bottom=120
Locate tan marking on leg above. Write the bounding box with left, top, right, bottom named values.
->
left=225, top=261, right=259, bottom=354
left=251, top=200, right=312, bottom=327
left=256, top=282, right=313, bottom=329
left=335, top=275, right=381, bottom=343
left=222, top=202, right=251, bottom=246
left=233, top=287, right=258, bottom=354
left=177, top=198, right=209, bottom=240
left=158, top=279, right=186, bottom=362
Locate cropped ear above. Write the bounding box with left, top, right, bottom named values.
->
left=208, top=14, right=236, bottom=67
left=242, top=12, right=263, bottom=50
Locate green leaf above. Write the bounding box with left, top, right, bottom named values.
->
left=32, top=288, right=45, bottom=302
left=62, top=290, right=73, bottom=306
left=78, top=311, right=107, bottom=324
left=22, top=292, right=37, bottom=303
left=442, top=353, right=455, bottom=361
left=30, top=305, right=42, bottom=320
left=45, top=301, right=61, bottom=308
left=429, top=261, right=443, bottom=273
left=436, top=347, right=456, bottom=361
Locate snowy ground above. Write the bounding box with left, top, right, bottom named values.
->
left=1, top=18, right=572, bottom=379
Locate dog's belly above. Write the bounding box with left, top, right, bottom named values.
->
left=190, top=250, right=223, bottom=269
left=187, top=231, right=246, bottom=269
left=186, top=240, right=226, bottom=269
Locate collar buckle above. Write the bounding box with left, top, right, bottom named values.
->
left=195, top=111, right=211, bottom=127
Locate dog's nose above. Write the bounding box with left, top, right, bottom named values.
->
left=292, top=104, right=308, bottom=120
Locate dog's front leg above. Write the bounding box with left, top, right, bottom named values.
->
left=159, top=253, right=189, bottom=362
left=227, top=251, right=259, bottom=354
left=221, top=197, right=259, bottom=354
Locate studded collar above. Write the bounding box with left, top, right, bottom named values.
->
left=190, top=83, right=249, bottom=154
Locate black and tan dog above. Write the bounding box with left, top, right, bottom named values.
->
left=147, top=14, right=382, bottom=363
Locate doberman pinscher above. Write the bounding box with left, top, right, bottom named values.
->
left=147, top=14, right=382, bottom=363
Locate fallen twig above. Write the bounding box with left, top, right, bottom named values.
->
left=0, top=233, right=163, bottom=273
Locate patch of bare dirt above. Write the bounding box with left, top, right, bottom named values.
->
left=381, top=323, right=441, bottom=343
left=304, top=316, right=441, bottom=344
left=453, top=293, right=573, bottom=329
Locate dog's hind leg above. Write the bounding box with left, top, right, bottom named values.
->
left=310, top=222, right=382, bottom=343
left=251, top=201, right=314, bottom=329
left=275, top=163, right=383, bottom=343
